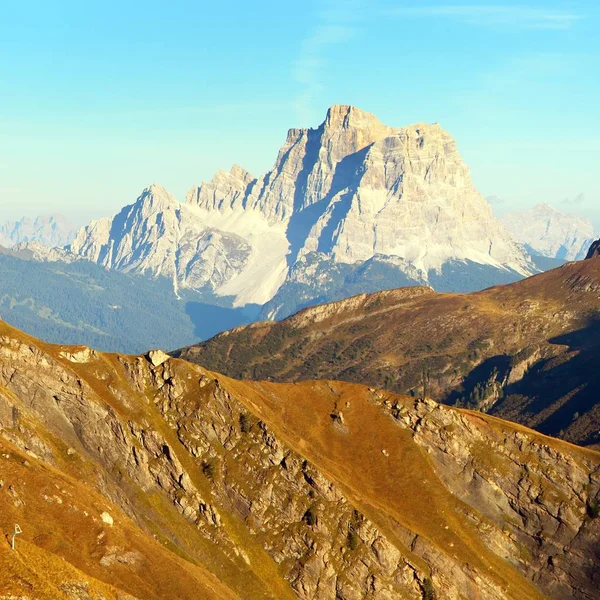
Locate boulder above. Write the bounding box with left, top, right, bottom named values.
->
left=147, top=349, right=170, bottom=367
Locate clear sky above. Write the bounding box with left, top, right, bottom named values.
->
left=1, top=0, right=599, bottom=227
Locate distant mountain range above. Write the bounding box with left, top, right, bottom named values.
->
left=501, top=203, right=597, bottom=261
left=38, top=106, right=535, bottom=315
left=0, top=214, right=76, bottom=248
left=3, top=106, right=597, bottom=350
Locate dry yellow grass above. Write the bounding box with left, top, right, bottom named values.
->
left=1, top=313, right=598, bottom=599
left=223, top=376, right=585, bottom=600
left=0, top=430, right=239, bottom=599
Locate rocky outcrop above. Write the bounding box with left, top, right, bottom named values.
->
left=585, top=239, right=600, bottom=259
left=377, top=395, right=600, bottom=599
left=68, top=184, right=254, bottom=297
left=0, top=320, right=598, bottom=599
left=64, top=106, right=534, bottom=313
left=502, top=204, right=597, bottom=261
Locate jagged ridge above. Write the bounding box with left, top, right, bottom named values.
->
left=0, top=319, right=598, bottom=598
left=502, top=204, right=597, bottom=261
left=61, top=106, right=534, bottom=316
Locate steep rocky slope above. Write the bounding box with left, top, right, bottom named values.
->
left=1, top=320, right=599, bottom=598
left=502, top=204, right=596, bottom=261
left=62, top=106, right=534, bottom=317
left=586, top=240, right=600, bottom=259
left=178, top=256, right=600, bottom=446
left=67, top=185, right=259, bottom=301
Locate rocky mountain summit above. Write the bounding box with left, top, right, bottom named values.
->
left=64, top=106, right=535, bottom=318
left=0, top=214, right=76, bottom=248
left=0, top=319, right=599, bottom=599
left=502, top=204, right=597, bottom=261
left=179, top=254, right=600, bottom=447
left=68, top=184, right=260, bottom=299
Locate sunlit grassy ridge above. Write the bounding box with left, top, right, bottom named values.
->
left=181, top=258, right=600, bottom=446
left=0, top=317, right=598, bottom=598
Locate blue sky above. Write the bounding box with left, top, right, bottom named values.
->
left=1, top=0, right=599, bottom=227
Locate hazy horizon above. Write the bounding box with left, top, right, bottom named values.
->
left=1, top=1, right=599, bottom=228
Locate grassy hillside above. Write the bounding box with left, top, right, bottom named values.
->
left=0, top=318, right=598, bottom=598
left=178, top=258, right=600, bottom=446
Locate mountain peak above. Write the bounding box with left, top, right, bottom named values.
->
left=324, top=104, right=383, bottom=130
left=138, top=183, right=177, bottom=209
left=143, top=182, right=171, bottom=196
left=229, top=163, right=254, bottom=179
left=0, top=213, right=76, bottom=248
left=502, top=204, right=596, bottom=261
left=67, top=107, right=535, bottom=310
left=532, top=203, right=557, bottom=213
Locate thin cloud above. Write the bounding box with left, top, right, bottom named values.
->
left=388, top=5, right=581, bottom=30
left=293, top=25, right=353, bottom=87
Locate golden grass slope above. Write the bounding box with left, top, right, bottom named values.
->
left=0, top=317, right=599, bottom=599
left=178, top=258, right=600, bottom=446
left=0, top=437, right=239, bottom=600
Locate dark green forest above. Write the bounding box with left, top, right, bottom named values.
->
left=0, top=254, right=253, bottom=354
left=0, top=252, right=560, bottom=354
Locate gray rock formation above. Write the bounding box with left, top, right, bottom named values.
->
left=64, top=106, right=535, bottom=313
left=69, top=184, right=253, bottom=298
left=502, top=204, right=597, bottom=261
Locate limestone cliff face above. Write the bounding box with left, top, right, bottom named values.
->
left=0, top=320, right=598, bottom=599
left=69, top=184, right=253, bottom=294
left=280, top=111, right=529, bottom=272
left=189, top=105, right=400, bottom=226
left=63, top=106, right=534, bottom=311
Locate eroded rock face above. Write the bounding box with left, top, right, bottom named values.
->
left=68, top=185, right=254, bottom=297
left=376, top=395, right=600, bottom=600
left=0, top=322, right=598, bottom=599
left=64, top=106, right=534, bottom=310
left=146, top=349, right=170, bottom=367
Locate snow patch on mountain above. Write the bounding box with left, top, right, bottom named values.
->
left=184, top=204, right=289, bottom=306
